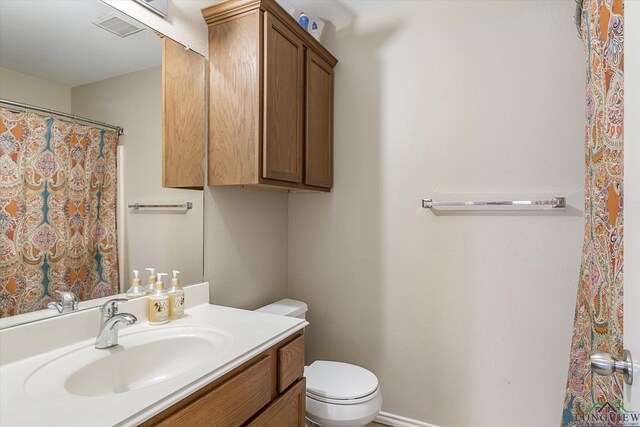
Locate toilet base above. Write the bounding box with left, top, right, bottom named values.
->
left=305, top=388, right=382, bottom=427
left=305, top=419, right=368, bottom=427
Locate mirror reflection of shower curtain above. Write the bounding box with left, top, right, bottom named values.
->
left=0, top=109, right=119, bottom=317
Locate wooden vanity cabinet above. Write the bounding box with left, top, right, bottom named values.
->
left=203, top=0, right=337, bottom=192
left=140, top=332, right=305, bottom=427
left=247, top=379, right=306, bottom=427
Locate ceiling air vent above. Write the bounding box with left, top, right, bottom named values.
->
left=92, top=12, right=145, bottom=38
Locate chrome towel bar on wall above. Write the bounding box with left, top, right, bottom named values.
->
left=128, top=202, right=193, bottom=210
left=422, top=197, right=566, bottom=209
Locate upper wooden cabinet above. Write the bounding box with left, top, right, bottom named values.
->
left=162, top=37, right=206, bottom=189
left=203, top=0, right=338, bottom=192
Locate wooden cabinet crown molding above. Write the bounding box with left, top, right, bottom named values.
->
left=202, top=0, right=337, bottom=68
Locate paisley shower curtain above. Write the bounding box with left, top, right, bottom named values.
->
left=0, top=109, right=119, bottom=317
left=562, top=0, right=624, bottom=425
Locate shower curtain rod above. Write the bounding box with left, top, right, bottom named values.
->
left=0, top=98, right=124, bottom=135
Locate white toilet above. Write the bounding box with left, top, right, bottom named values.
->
left=256, top=299, right=382, bottom=427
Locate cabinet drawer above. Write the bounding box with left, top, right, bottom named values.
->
left=277, top=334, right=304, bottom=393
left=246, top=378, right=306, bottom=427
left=156, top=355, right=272, bottom=427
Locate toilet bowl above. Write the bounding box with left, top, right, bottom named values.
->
left=256, top=300, right=382, bottom=427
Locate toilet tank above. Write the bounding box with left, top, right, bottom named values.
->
left=255, top=299, right=308, bottom=319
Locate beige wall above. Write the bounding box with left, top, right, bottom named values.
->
left=71, top=67, right=204, bottom=288
left=0, top=66, right=71, bottom=113
left=205, top=188, right=289, bottom=309
left=288, top=2, right=584, bottom=426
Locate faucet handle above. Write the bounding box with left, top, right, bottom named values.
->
left=100, top=298, right=129, bottom=318
left=47, top=290, right=79, bottom=313
left=57, top=290, right=79, bottom=311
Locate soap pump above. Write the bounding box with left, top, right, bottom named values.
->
left=168, top=270, right=185, bottom=319
left=144, top=267, right=157, bottom=295
left=148, top=273, right=169, bottom=325
left=125, top=270, right=146, bottom=299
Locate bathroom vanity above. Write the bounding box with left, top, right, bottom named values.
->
left=142, top=331, right=306, bottom=426
left=0, top=284, right=307, bottom=426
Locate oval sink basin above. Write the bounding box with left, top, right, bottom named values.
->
left=25, top=326, right=232, bottom=397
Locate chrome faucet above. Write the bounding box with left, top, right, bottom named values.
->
left=95, top=298, right=137, bottom=349
left=47, top=290, right=79, bottom=313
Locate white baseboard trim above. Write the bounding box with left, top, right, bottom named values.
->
left=374, top=411, right=441, bottom=427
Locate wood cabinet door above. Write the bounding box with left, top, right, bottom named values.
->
left=277, top=334, right=304, bottom=393
left=152, top=356, right=272, bottom=427
left=247, top=379, right=306, bottom=427
left=263, top=12, right=304, bottom=183
left=305, top=50, right=333, bottom=188
left=162, top=37, right=205, bottom=189
left=208, top=10, right=261, bottom=186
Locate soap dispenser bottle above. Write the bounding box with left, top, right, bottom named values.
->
left=148, top=273, right=169, bottom=325
left=144, top=267, right=157, bottom=295
left=126, top=270, right=146, bottom=299
left=167, top=270, right=185, bottom=319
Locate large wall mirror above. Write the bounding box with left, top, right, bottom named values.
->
left=0, top=0, right=205, bottom=327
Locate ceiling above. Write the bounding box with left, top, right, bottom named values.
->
left=278, top=0, right=399, bottom=23
left=0, top=0, right=161, bottom=87
left=0, top=0, right=395, bottom=88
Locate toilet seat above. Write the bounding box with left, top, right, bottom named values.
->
left=305, top=360, right=380, bottom=406
left=307, top=386, right=380, bottom=405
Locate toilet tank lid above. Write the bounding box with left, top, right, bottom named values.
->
left=255, top=299, right=308, bottom=318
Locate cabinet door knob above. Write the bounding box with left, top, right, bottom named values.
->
left=590, top=349, right=634, bottom=385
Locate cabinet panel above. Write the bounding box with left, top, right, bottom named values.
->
left=305, top=50, right=333, bottom=188
left=162, top=37, right=205, bottom=189
left=247, top=378, right=306, bottom=427
left=208, top=11, right=261, bottom=186
left=155, top=355, right=272, bottom=427
left=263, top=12, right=304, bottom=183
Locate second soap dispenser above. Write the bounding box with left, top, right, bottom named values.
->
left=144, top=267, right=157, bottom=295
left=148, top=273, right=169, bottom=325
left=126, top=270, right=146, bottom=299
left=168, top=270, right=185, bottom=319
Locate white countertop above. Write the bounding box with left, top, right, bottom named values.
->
left=0, top=284, right=307, bottom=427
